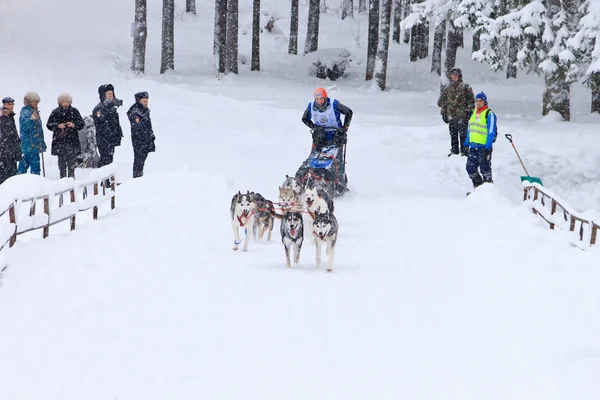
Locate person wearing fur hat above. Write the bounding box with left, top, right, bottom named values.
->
left=127, top=91, right=155, bottom=178
left=0, top=97, right=22, bottom=184
left=438, top=67, right=475, bottom=157
left=17, top=92, right=47, bottom=175
left=92, top=84, right=123, bottom=168
left=465, top=92, right=497, bottom=189
left=302, top=87, right=353, bottom=148
left=47, top=93, right=85, bottom=178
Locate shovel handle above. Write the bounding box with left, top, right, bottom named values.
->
left=505, top=134, right=513, bottom=143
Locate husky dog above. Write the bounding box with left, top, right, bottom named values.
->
left=304, top=181, right=335, bottom=218
left=278, top=186, right=301, bottom=213
left=312, top=211, right=338, bottom=273
left=230, top=191, right=256, bottom=251
left=280, top=211, right=304, bottom=268
left=251, top=192, right=275, bottom=241
left=282, top=174, right=302, bottom=196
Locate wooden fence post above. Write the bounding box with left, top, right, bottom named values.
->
left=43, top=197, right=49, bottom=238
left=591, top=224, right=598, bottom=246
left=93, top=183, right=99, bottom=220
left=523, top=187, right=528, bottom=202
left=110, top=175, right=116, bottom=210
left=9, top=204, right=16, bottom=247
left=70, top=188, right=76, bottom=231
left=569, top=215, right=576, bottom=232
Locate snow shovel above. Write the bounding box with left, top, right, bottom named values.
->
left=504, top=134, right=543, bottom=186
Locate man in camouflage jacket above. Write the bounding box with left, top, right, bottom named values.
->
left=438, top=67, right=475, bottom=156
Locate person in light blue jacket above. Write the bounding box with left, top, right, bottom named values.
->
left=17, top=92, right=47, bottom=175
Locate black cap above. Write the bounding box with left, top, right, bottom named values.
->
left=135, top=91, right=149, bottom=101
left=2, top=97, right=15, bottom=104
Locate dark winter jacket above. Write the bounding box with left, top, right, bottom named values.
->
left=0, top=108, right=22, bottom=163
left=19, top=105, right=47, bottom=154
left=438, top=74, right=475, bottom=121
left=47, top=105, right=85, bottom=157
left=92, top=84, right=123, bottom=150
left=127, top=102, right=156, bottom=153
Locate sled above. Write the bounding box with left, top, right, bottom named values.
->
left=295, top=143, right=349, bottom=197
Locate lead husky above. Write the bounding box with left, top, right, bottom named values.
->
left=230, top=191, right=256, bottom=251
left=304, top=180, right=334, bottom=217
left=278, top=186, right=301, bottom=213
left=280, top=211, right=304, bottom=268
left=251, top=192, right=275, bottom=241
left=312, top=211, right=338, bottom=273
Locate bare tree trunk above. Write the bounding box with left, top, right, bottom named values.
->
left=215, top=0, right=228, bottom=73
left=591, top=72, right=600, bottom=114
left=342, top=0, right=354, bottom=19
left=402, top=0, right=410, bottom=43
left=359, top=0, right=367, bottom=13
left=418, top=22, right=429, bottom=59
left=444, top=20, right=460, bottom=73
left=225, top=0, right=239, bottom=74
left=289, top=0, right=299, bottom=54
left=472, top=29, right=481, bottom=53
left=160, top=0, right=175, bottom=74
left=392, top=0, right=402, bottom=43
left=375, top=0, right=393, bottom=90
left=186, top=0, right=196, bottom=13
left=431, top=20, right=445, bottom=75
left=410, top=22, right=428, bottom=62
left=251, top=0, right=260, bottom=71
left=304, top=0, right=320, bottom=54
left=366, top=0, right=380, bottom=80
left=542, top=73, right=570, bottom=121
left=507, top=37, right=518, bottom=79
left=131, top=0, right=147, bottom=73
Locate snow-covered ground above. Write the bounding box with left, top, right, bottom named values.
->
left=0, top=0, right=599, bottom=399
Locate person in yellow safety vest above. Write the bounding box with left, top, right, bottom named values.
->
left=465, top=92, right=497, bottom=189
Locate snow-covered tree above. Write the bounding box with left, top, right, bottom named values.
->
left=304, top=0, right=321, bottom=54
left=568, top=0, right=600, bottom=112
left=376, top=0, right=394, bottom=89
left=366, top=0, right=380, bottom=80
left=475, top=0, right=581, bottom=120
left=251, top=0, right=260, bottom=71
left=225, top=0, right=239, bottom=74
left=289, top=0, right=299, bottom=54
left=214, top=0, right=228, bottom=73
left=160, top=0, right=175, bottom=74
left=342, top=0, right=354, bottom=19
left=359, top=0, right=367, bottom=13
left=131, top=0, right=147, bottom=74
left=186, top=0, right=196, bottom=14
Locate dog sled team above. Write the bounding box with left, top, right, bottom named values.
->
left=230, top=87, right=349, bottom=273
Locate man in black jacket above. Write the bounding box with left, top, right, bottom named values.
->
left=127, top=92, right=155, bottom=178
left=47, top=93, right=85, bottom=178
left=0, top=97, right=22, bottom=185
left=92, top=84, right=123, bottom=168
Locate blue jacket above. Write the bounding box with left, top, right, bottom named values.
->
left=20, top=106, right=47, bottom=154
left=465, top=108, right=497, bottom=149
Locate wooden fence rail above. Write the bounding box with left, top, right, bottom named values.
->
left=523, top=184, right=598, bottom=247
left=0, top=174, right=116, bottom=267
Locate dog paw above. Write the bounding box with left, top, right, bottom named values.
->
left=326, top=268, right=333, bottom=273
left=233, top=246, right=239, bottom=251
left=243, top=248, right=249, bottom=252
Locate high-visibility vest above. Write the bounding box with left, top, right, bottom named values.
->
left=468, top=108, right=491, bottom=145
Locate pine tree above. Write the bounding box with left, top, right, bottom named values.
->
left=392, top=0, right=402, bottom=43
left=251, top=0, right=260, bottom=71
left=225, top=0, right=239, bottom=74
left=304, top=0, right=321, bottom=54
left=359, top=0, right=367, bottom=13
left=568, top=0, right=600, bottom=113
left=186, top=0, right=196, bottom=14
left=131, top=0, right=147, bottom=74
left=160, top=0, right=175, bottom=74
left=214, top=0, right=228, bottom=73
left=366, top=0, right=380, bottom=80
left=289, top=0, right=299, bottom=54
left=342, top=0, right=354, bottom=19
left=431, top=20, right=446, bottom=75
left=376, top=0, right=394, bottom=89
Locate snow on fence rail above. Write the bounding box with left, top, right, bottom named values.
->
left=0, top=168, right=117, bottom=268
left=523, top=183, right=598, bottom=247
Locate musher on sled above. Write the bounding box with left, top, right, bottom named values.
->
left=296, top=87, right=353, bottom=196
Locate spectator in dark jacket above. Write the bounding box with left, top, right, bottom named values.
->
left=127, top=91, right=155, bottom=178
left=92, top=84, right=123, bottom=168
left=47, top=93, right=85, bottom=178
left=0, top=97, right=22, bottom=185
left=438, top=67, right=475, bottom=157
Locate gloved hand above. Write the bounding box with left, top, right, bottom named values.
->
left=311, top=127, right=326, bottom=146
left=335, top=129, right=347, bottom=145
left=442, top=113, right=449, bottom=124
